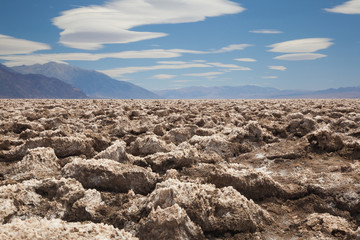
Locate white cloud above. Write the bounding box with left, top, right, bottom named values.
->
left=227, top=68, right=252, bottom=71
left=249, top=29, right=283, bottom=34
left=0, top=34, right=51, bottom=55
left=208, top=62, right=252, bottom=70
left=262, top=76, right=278, bottom=79
left=156, top=61, right=187, bottom=65
left=52, top=0, right=245, bottom=50
left=214, top=44, right=252, bottom=53
left=234, top=58, right=257, bottom=62
left=99, top=60, right=251, bottom=77
left=274, top=53, right=327, bottom=61
left=183, top=72, right=224, bottom=77
left=269, top=66, right=286, bottom=71
left=170, top=49, right=207, bottom=54
left=100, top=63, right=212, bottom=77
left=325, top=0, right=360, bottom=14
left=0, top=43, right=252, bottom=67
left=170, top=43, right=252, bottom=54
left=268, top=38, right=334, bottom=53
left=0, top=49, right=182, bottom=67
left=152, top=74, right=176, bottom=79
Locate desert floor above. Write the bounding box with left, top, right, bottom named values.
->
left=0, top=99, right=359, bottom=239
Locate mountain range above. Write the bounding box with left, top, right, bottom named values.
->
left=0, top=62, right=358, bottom=99
left=155, top=85, right=360, bottom=99
left=0, top=64, right=87, bottom=99
left=13, top=62, right=159, bottom=99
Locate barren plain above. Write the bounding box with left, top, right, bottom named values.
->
left=0, top=99, right=359, bottom=239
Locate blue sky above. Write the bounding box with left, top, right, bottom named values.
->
left=0, top=0, right=359, bottom=91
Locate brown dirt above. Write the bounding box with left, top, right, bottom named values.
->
left=0, top=99, right=359, bottom=239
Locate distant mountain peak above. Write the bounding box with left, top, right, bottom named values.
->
left=0, top=63, right=88, bottom=99
left=42, top=62, right=77, bottom=70
left=13, top=62, right=159, bottom=99
left=155, top=85, right=360, bottom=99
left=0, top=63, right=18, bottom=73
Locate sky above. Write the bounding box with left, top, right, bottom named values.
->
left=0, top=0, right=359, bottom=91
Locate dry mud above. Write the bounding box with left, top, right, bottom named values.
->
left=0, top=99, right=359, bottom=240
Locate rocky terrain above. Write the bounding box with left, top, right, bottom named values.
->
left=0, top=99, right=359, bottom=239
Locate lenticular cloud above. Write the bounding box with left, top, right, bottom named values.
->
left=267, top=38, right=334, bottom=53
left=325, top=0, right=360, bottom=14
left=0, top=34, right=51, bottom=55
left=268, top=38, right=333, bottom=61
left=53, top=0, right=245, bottom=50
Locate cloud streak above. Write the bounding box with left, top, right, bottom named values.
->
left=249, top=29, right=283, bottom=34
left=269, top=66, right=286, bottom=71
left=0, top=34, right=51, bottom=55
left=208, top=62, right=251, bottom=70
left=0, top=49, right=181, bottom=67
left=325, top=0, right=360, bottom=14
left=183, top=72, right=224, bottom=77
left=214, top=44, right=252, bottom=53
left=100, top=60, right=251, bottom=77
left=100, top=63, right=212, bottom=77
left=234, top=58, right=257, bottom=62
left=152, top=74, right=176, bottom=79
left=274, top=53, right=327, bottom=61
left=0, top=43, right=252, bottom=67
left=53, top=0, right=245, bottom=50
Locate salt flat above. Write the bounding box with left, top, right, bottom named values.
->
left=0, top=99, right=359, bottom=239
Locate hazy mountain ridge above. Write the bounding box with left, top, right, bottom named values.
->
left=13, top=62, right=159, bottom=99
left=7, top=62, right=359, bottom=99
left=155, top=85, right=360, bottom=99
left=0, top=64, right=87, bottom=99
